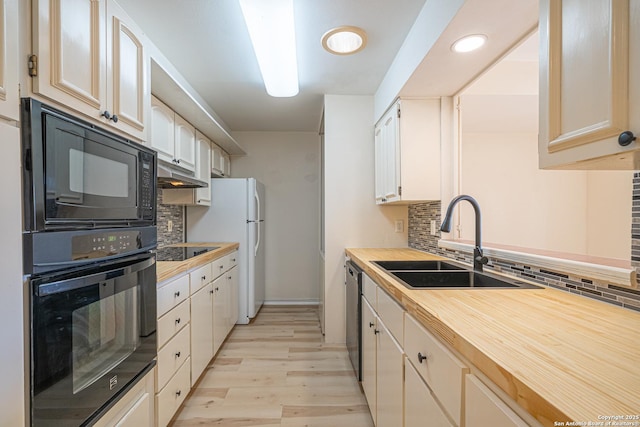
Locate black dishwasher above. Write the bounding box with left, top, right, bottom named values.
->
left=345, top=259, right=362, bottom=381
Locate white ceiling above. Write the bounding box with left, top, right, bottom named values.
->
left=117, top=0, right=539, bottom=133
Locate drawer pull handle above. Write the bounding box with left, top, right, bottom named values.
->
left=418, top=352, right=428, bottom=363
left=175, top=351, right=181, bottom=358
left=176, top=390, right=182, bottom=397
left=369, top=322, right=374, bottom=328
left=175, top=318, right=181, bottom=325
left=174, top=291, right=180, bottom=298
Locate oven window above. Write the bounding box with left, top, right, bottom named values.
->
left=69, top=149, right=130, bottom=198
left=71, top=283, right=139, bottom=394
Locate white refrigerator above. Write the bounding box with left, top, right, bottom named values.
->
left=186, top=178, right=265, bottom=324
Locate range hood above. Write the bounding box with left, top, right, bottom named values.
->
left=157, top=161, right=208, bottom=189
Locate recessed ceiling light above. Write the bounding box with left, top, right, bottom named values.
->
left=322, top=26, right=367, bottom=55
left=451, top=34, right=487, bottom=53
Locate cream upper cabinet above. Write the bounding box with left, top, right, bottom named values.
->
left=150, top=96, right=176, bottom=164
left=539, top=0, right=640, bottom=169
left=32, top=0, right=147, bottom=140
left=0, top=0, right=19, bottom=122
left=374, top=99, right=441, bottom=204
left=174, top=113, right=196, bottom=172
left=150, top=96, right=196, bottom=173
left=194, top=131, right=212, bottom=205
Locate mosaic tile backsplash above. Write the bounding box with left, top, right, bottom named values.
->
left=157, top=189, right=185, bottom=248
left=408, top=178, right=640, bottom=312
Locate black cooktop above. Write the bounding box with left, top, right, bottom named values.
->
left=156, top=246, right=219, bottom=262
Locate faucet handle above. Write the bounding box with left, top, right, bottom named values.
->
left=475, top=255, right=489, bottom=265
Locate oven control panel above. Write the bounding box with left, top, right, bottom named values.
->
left=72, top=230, right=141, bottom=260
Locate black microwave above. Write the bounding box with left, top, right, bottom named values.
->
left=21, top=98, right=156, bottom=231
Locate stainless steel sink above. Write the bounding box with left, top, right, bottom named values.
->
left=373, top=260, right=465, bottom=271
left=389, top=270, right=541, bottom=289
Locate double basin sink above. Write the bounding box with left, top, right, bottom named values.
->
left=373, top=260, right=541, bottom=290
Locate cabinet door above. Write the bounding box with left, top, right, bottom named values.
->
left=465, top=375, right=528, bottom=427
left=211, top=143, right=223, bottom=176
left=374, top=104, right=400, bottom=203
left=376, top=321, right=403, bottom=427
left=194, top=131, right=212, bottom=205
left=539, top=0, right=640, bottom=169
left=150, top=96, right=175, bottom=164
left=212, top=275, right=226, bottom=355
left=0, top=0, right=18, bottom=121
left=361, top=298, right=377, bottom=424
left=190, top=284, right=213, bottom=385
left=222, top=151, right=231, bottom=177
left=228, top=265, right=239, bottom=328
left=114, top=392, right=151, bottom=427
left=405, top=357, right=453, bottom=427
left=32, top=0, right=106, bottom=117
left=174, top=113, right=196, bottom=172
left=105, top=0, right=146, bottom=140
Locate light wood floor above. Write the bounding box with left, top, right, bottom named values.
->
left=171, top=305, right=374, bottom=427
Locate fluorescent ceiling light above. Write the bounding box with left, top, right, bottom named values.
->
left=322, top=26, right=367, bottom=55
left=239, top=0, right=299, bottom=97
left=451, top=34, right=487, bottom=53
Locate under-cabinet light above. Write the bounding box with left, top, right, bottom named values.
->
left=239, top=0, right=299, bottom=97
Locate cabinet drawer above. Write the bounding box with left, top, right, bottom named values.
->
left=190, top=262, right=212, bottom=294
left=362, top=273, right=377, bottom=309
left=156, top=356, right=191, bottom=427
left=226, top=251, right=238, bottom=269
left=157, top=299, right=190, bottom=349
left=377, top=287, right=403, bottom=345
left=404, top=314, right=468, bottom=426
left=465, top=375, right=529, bottom=427
left=210, top=257, right=226, bottom=279
left=157, top=274, right=190, bottom=317
left=157, top=324, right=191, bottom=391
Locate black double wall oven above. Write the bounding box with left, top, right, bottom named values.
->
left=21, top=98, right=158, bottom=426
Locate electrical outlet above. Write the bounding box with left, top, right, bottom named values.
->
left=395, top=219, right=404, bottom=233
left=168, top=220, right=173, bottom=232
left=430, top=220, right=436, bottom=235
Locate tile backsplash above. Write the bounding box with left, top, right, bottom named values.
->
left=408, top=178, right=640, bottom=312
left=157, top=190, right=185, bottom=248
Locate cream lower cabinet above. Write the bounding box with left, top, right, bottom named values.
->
left=361, top=270, right=535, bottom=427
left=190, top=282, right=214, bottom=384
left=360, top=274, right=403, bottom=427
left=404, top=356, right=453, bottom=427
left=155, top=274, right=191, bottom=427
left=93, top=369, right=155, bottom=427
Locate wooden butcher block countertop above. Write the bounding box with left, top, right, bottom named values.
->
left=346, top=248, right=640, bottom=427
left=156, top=242, right=239, bottom=283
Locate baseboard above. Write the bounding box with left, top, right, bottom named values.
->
left=263, top=300, right=320, bottom=306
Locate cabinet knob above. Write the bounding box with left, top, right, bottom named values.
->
left=175, top=318, right=181, bottom=325
left=202, top=275, right=207, bottom=281
left=174, top=291, right=180, bottom=298
left=215, top=287, right=219, bottom=291
left=417, top=352, right=428, bottom=363
left=227, top=276, right=232, bottom=280
left=111, top=114, right=118, bottom=123
left=175, top=351, right=181, bottom=358
left=369, top=322, right=375, bottom=328
left=176, top=390, right=182, bottom=397
left=374, top=329, right=380, bottom=335
left=619, top=131, right=637, bottom=146
left=101, top=110, right=111, bottom=120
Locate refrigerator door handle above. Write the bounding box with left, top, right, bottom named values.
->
left=254, top=188, right=261, bottom=256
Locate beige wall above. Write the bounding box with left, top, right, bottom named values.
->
left=323, top=95, right=408, bottom=344
left=231, top=131, right=321, bottom=303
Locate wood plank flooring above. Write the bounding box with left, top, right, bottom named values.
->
left=171, top=306, right=374, bottom=427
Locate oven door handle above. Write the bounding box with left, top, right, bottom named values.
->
left=35, top=254, right=155, bottom=297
